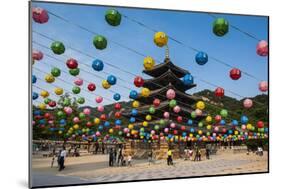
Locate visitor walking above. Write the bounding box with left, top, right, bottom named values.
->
left=117, top=147, right=124, bottom=166
left=57, top=149, right=62, bottom=168
left=102, top=143, right=105, bottom=154
left=188, top=148, right=193, bottom=161
left=127, top=154, right=132, bottom=167
left=206, top=148, right=210, bottom=160
left=109, top=148, right=114, bottom=166
left=194, top=147, right=201, bottom=161
left=94, top=142, right=99, bottom=154
left=148, top=150, right=153, bottom=165
left=167, top=149, right=173, bottom=165
left=184, top=148, right=188, bottom=160
left=59, top=146, right=67, bottom=171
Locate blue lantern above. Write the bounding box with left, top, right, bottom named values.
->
left=107, top=75, right=117, bottom=85
left=129, top=90, right=138, bottom=99
left=98, top=125, right=104, bottom=131
left=195, top=51, right=208, bottom=65
left=187, top=119, right=193, bottom=126
left=113, top=93, right=121, bottom=101
left=33, top=110, right=41, bottom=116
left=39, top=119, right=46, bottom=125
left=131, top=109, right=138, bottom=116
left=32, top=92, right=38, bottom=100
left=240, top=115, right=249, bottom=124
left=190, top=128, right=195, bottom=133
left=60, top=119, right=66, bottom=126
left=129, top=117, right=136, bottom=123
left=228, top=130, right=233, bottom=134
left=32, top=75, right=37, bottom=84
left=220, top=120, right=226, bottom=125
left=182, top=132, right=187, bottom=137
left=115, top=119, right=122, bottom=125
left=232, top=120, right=238, bottom=126
left=183, top=74, right=194, bottom=85
left=104, top=121, right=110, bottom=127
left=92, top=59, right=104, bottom=71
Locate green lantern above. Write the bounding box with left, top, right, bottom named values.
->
left=77, top=97, right=85, bottom=104
left=220, top=109, right=228, bottom=118
left=105, top=9, right=122, bottom=26
left=51, top=41, right=65, bottom=55
left=198, top=122, right=203, bottom=127
left=169, top=99, right=177, bottom=108
left=154, top=125, right=159, bottom=130
left=191, top=111, right=196, bottom=119
left=57, top=110, right=65, bottom=118
left=72, top=86, right=81, bottom=94
left=69, top=68, right=80, bottom=76
left=93, top=35, right=107, bottom=50
left=213, top=18, right=229, bottom=37
left=63, top=99, right=71, bottom=106
left=51, top=67, right=61, bottom=77
left=44, top=98, right=51, bottom=104
left=79, top=112, right=86, bottom=119
left=149, top=106, right=155, bottom=114
left=159, top=119, right=165, bottom=125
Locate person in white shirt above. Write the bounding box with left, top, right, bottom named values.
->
left=59, top=146, right=67, bottom=171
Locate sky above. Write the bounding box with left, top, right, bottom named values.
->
left=31, top=1, right=268, bottom=107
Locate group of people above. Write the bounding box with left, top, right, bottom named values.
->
left=108, top=147, right=132, bottom=167
left=51, top=146, right=67, bottom=171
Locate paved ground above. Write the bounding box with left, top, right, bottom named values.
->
left=31, top=151, right=268, bottom=187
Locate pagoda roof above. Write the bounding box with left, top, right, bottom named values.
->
left=142, top=69, right=196, bottom=91
left=143, top=58, right=190, bottom=78
left=135, top=83, right=200, bottom=104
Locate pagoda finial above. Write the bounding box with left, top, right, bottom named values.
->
left=165, top=45, right=169, bottom=60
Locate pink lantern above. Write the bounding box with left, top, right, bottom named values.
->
left=259, top=81, right=268, bottom=92
left=64, top=107, right=73, bottom=115
left=243, top=98, right=253, bottom=109
left=177, top=116, right=183, bottom=123
left=96, top=131, right=101, bottom=137
left=151, top=130, right=156, bottom=135
left=123, top=128, right=129, bottom=133
left=256, top=40, right=268, bottom=56
left=97, top=105, right=104, bottom=112
left=32, top=50, right=43, bottom=60
left=74, top=78, right=83, bottom=86
left=163, top=112, right=170, bottom=119
left=32, top=7, right=49, bottom=24
left=166, top=89, right=176, bottom=99
left=164, top=128, right=169, bottom=133
left=83, top=108, right=91, bottom=115
left=214, top=126, right=219, bottom=132
left=73, top=117, right=80, bottom=123
left=215, top=115, right=221, bottom=122
left=241, top=125, right=246, bottom=130
left=170, top=122, right=176, bottom=128
left=195, top=109, right=202, bottom=116
left=95, top=96, right=103, bottom=103
left=173, top=105, right=181, bottom=113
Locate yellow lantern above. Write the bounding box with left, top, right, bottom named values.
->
left=102, top=80, right=111, bottom=89
left=109, top=128, right=114, bottom=134
left=206, top=115, right=212, bottom=123
left=54, top=87, right=63, bottom=95
left=38, top=103, right=46, bottom=110
left=143, top=121, right=148, bottom=127
left=196, top=101, right=205, bottom=110
left=45, top=74, right=55, bottom=83
left=143, top=56, right=155, bottom=70
left=207, top=125, right=212, bottom=130
left=189, top=133, right=193, bottom=137
left=154, top=31, right=168, bottom=47
left=198, top=130, right=203, bottom=135
left=58, top=130, right=63, bottom=135
left=132, top=100, right=140, bottom=108
left=40, top=90, right=49, bottom=98
left=128, top=124, right=134, bottom=130
left=234, top=130, right=239, bottom=135
left=94, top=118, right=100, bottom=125
left=246, top=123, right=252, bottom=130
left=145, top=114, right=152, bottom=121
left=141, top=87, right=150, bottom=97
left=73, top=124, right=79, bottom=130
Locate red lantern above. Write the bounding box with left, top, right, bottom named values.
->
left=177, top=116, right=183, bottom=123
left=87, top=83, right=96, bottom=91
left=100, top=114, right=107, bottom=121
left=134, top=76, right=144, bottom=87
left=173, top=130, right=178, bottom=135
left=181, top=126, right=186, bottom=131
left=115, top=111, right=121, bottom=118
left=222, top=128, right=227, bottom=133
left=153, top=98, right=161, bottom=107
left=215, top=87, right=224, bottom=97
left=257, top=121, right=264, bottom=128
left=32, top=7, right=49, bottom=24
left=229, top=68, right=241, bottom=80
left=215, top=115, right=222, bottom=122
left=32, top=50, right=43, bottom=61
left=44, top=113, right=51, bottom=119
left=66, top=58, right=78, bottom=69
left=114, top=103, right=121, bottom=110
left=48, top=101, right=56, bottom=107
left=86, top=121, right=92, bottom=127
